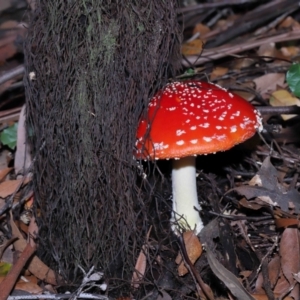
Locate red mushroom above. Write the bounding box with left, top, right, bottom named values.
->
left=135, top=81, right=262, bottom=233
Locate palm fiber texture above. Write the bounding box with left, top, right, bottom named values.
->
left=23, top=0, right=181, bottom=293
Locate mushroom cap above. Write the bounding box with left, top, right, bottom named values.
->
left=135, top=81, right=262, bottom=160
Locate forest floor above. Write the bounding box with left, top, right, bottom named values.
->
left=0, top=0, right=300, bottom=299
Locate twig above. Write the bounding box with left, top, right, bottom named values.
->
left=0, top=65, right=25, bottom=86
left=250, top=235, right=278, bottom=287
left=209, top=211, right=272, bottom=222
left=183, top=29, right=300, bottom=67
left=177, top=0, right=260, bottom=14
left=69, top=266, right=106, bottom=300
left=177, top=234, right=215, bottom=300
left=0, top=243, right=36, bottom=300
left=257, top=105, right=300, bottom=115
left=7, top=294, right=108, bottom=300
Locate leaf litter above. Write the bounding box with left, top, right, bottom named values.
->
left=2, top=0, right=300, bottom=299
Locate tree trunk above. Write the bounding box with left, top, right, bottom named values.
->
left=23, top=0, right=181, bottom=292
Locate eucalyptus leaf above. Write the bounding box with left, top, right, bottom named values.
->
left=286, top=63, right=300, bottom=97
left=0, top=123, right=18, bottom=149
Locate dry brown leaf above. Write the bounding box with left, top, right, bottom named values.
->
left=253, top=73, right=285, bottom=99
left=14, top=280, right=43, bottom=294
left=0, top=167, right=13, bottom=182
left=275, top=218, right=299, bottom=229
left=270, top=89, right=300, bottom=120
left=192, top=23, right=210, bottom=38
left=131, top=227, right=152, bottom=289
left=175, top=231, right=202, bottom=276
left=10, top=217, right=63, bottom=285
left=257, top=43, right=280, bottom=59
left=232, top=58, right=255, bottom=70
left=206, top=247, right=254, bottom=300
left=0, top=178, right=30, bottom=198
left=280, top=46, right=300, bottom=58
left=15, top=105, right=32, bottom=175
left=209, top=67, right=228, bottom=81
left=279, top=16, right=300, bottom=30
left=232, top=81, right=256, bottom=102
left=131, top=244, right=147, bottom=289
left=0, top=275, right=43, bottom=297
left=181, top=39, right=203, bottom=56
left=256, top=256, right=281, bottom=293
left=280, top=228, right=300, bottom=285
left=251, top=294, right=293, bottom=300
left=239, top=198, right=264, bottom=210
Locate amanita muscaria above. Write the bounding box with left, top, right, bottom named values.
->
left=135, top=81, right=262, bottom=234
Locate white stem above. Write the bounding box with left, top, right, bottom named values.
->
left=171, top=156, right=203, bottom=234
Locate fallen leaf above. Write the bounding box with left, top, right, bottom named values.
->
left=275, top=218, right=299, bottom=229
left=14, top=280, right=43, bottom=295
left=253, top=73, right=285, bottom=99
left=257, top=43, right=280, bottom=60
left=239, top=198, right=265, bottom=210
left=234, top=157, right=300, bottom=212
left=192, top=23, right=210, bottom=38
left=280, top=46, right=300, bottom=58
left=175, top=230, right=202, bottom=276
left=131, top=227, right=152, bottom=289
left=279, top=16, right=300, bottom=30
left=10, top=217, right=63, bottom=285
left=0, top=167, right=13, bottom=182
left=255, top=255, right=281, bottom=293
left=131, top=244, right=147, bottom=289
left=181, top=39, right=203, bottom=56
left=0, top=178, right=30, bottom=198
left=270, top=89, right=300, bottom=120
left=15, top=105, right=32, bottom=176
left=210, top=67, right=228, bottom=81
left=0, top=262, right=11, bottom=276
left=251, top=294, right=293, bottom=300
left=280, top=228, right=300, bottom=285
left=206, top=247, right=255, bottom=300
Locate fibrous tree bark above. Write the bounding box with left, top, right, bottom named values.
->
left=24, top=0, right=181, bottom=293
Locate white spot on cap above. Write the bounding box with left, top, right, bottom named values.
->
left=154, top=142, right=169, bottom=150
left=199, top=123, right=209, bottom=128
left=230, top=126, right=237, bottom=133
left=176, top=130, right=186, bottom=136
left=216, top=126, right=222, bottom=130
left=215, top=134, right=226, bottom=140
left=190, top=139, right=198, bottom=144
left=176, top=140, right=184, bottom=145
left=203, top=137, right=212, bottom=142
left=255, top=110, right=263, bottom=132
left=190, top=126, right=196, bottom=130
